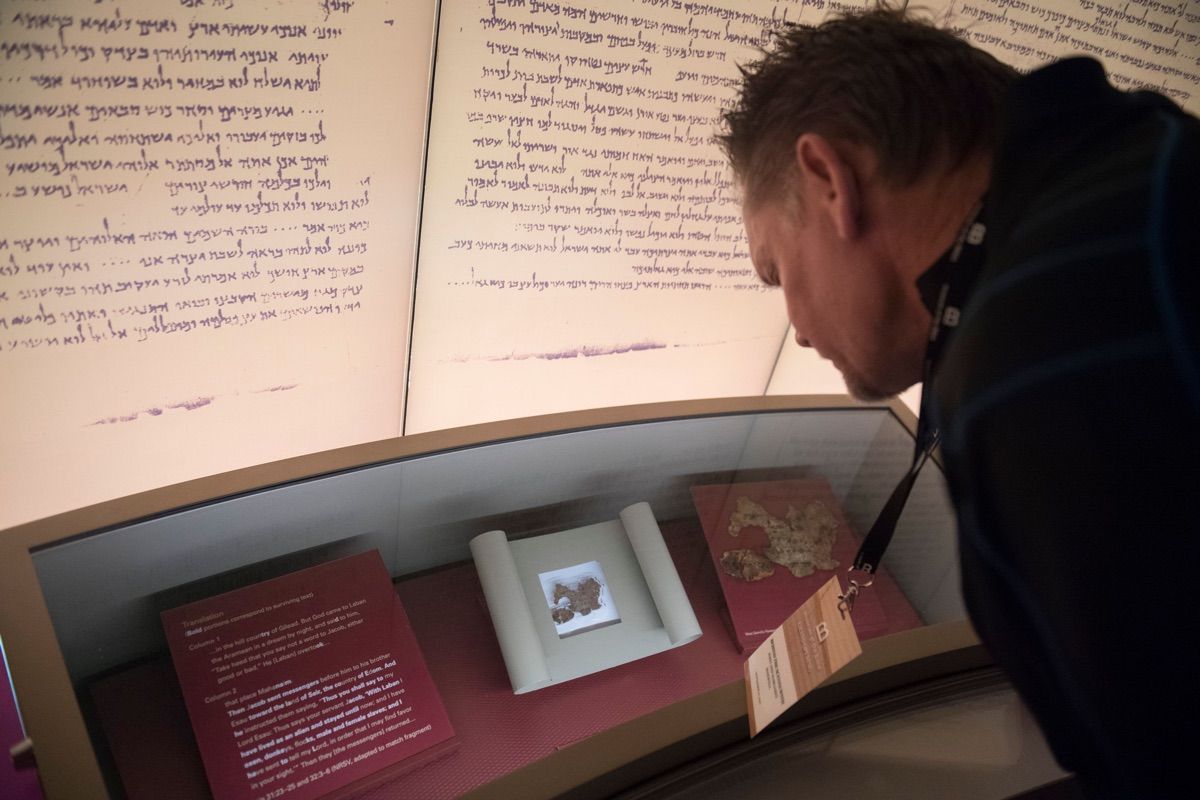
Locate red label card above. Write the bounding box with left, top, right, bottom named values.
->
left=162, top=551, right=454, bottom=800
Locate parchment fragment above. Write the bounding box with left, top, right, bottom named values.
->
left=725, top=496, right=839, bottom=580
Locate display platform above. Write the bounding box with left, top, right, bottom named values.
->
left=0, top=396, right=978, bottom=799
left=88, top=518, right=926, bottom=799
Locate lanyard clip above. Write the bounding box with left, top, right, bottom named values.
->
left=837, top=567, right=875, bottom=617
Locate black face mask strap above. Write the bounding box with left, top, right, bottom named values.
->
left=839, top=201, right=987, bottom=616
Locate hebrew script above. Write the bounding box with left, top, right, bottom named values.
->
left=2, top=2, right=375, bottom=354
left=951, top=0, right=1199, bottom=105
left=0, top=0, right=433, bottom=528
left=406, top=0, right=811, bottom=430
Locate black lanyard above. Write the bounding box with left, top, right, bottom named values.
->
left=847, top=201, right=989, bottom=589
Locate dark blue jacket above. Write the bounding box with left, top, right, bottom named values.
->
left=930, top=58, right=1200, bottom=799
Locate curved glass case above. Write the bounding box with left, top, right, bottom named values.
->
left=0, top=396, right=986, bottom=799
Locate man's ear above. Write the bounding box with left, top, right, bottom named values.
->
left=794, top=133, right=862, bottom=240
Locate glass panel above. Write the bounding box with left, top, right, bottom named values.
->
left=32, top=406, right=960, bottom=689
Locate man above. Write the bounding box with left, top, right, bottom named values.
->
left=720, top=8, right=1198, bottom=799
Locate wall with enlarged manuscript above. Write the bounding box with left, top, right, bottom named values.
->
left=405, top=0, right=793, bottom=432
left=3, top=0, right=1198, bottom=528
left=0, top=0, right=435, bottom=528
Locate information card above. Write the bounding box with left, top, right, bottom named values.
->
left=162, top=551, right=454, bottom=800
left=744, top=575, right=862, bottom=737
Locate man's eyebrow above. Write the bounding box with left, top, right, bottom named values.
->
left=748, top=242, right=779, bottom=287
left=758, top=261, right=780, bottom=287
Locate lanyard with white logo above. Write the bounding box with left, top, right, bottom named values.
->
left=840, top=202, right=989, bottom=613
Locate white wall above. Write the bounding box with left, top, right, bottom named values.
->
left=2, top=0, right=1196, bottom=529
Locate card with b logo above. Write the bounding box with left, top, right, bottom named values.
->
left=744, top=575, right=862, bottom=736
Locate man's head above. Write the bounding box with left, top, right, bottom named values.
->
left=720, top=7, right=1016, bottom=399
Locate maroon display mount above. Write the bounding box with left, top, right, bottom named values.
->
left=94, top=518, right=924, bottom=799
left=160, top=551, right=454, bottom=800
left=691, top=478, right=923, bottom=653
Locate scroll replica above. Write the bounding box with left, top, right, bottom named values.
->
left=692, top=479, right=921, bottom=652
left=470, top=502, right=702, bottom=693
left=161, top=551, right=455, bottom=800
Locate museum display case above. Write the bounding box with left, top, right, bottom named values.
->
left=2, top=2, right=1186, bottom=796
left=0, top=395, right=1003, bottom=799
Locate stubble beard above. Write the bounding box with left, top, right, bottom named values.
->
left=840, top=369, right=907, bottom=403
left=842, top=375, right=897, bottom=403
left=836, top=334, right=926, bottom=403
